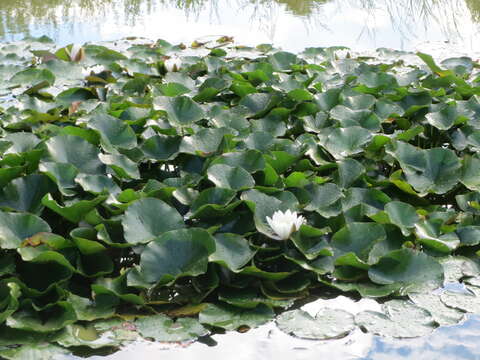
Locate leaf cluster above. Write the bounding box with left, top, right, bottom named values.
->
left=0, top=37, right=479, bottom=355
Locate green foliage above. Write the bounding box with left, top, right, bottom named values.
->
left=1, top=36, right=480, bottom=354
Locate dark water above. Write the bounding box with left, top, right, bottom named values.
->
left=1, top=0, right=480, bottom=53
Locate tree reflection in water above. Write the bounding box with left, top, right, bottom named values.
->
left=0, top=0, right=479, bottom=46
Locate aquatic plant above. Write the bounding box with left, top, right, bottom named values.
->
left=0, top=35, right=478, bottom=357
left=266, top=209, right=306, bottom=240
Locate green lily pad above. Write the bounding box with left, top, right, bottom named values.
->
left=368, top=249, right=444, bottom=292
left=44, top=134, right=104, bottom=174
left=210, top=233, right=256, bottom=271
left=0, top=175, right=54, bottom=214
left=207, top=164, right=255, bottom=190
left=38, top=162, right=78, bottom=196
left=384, top=201, right=420, bottom=236
left=88, top=111, right=137, bottom=150
left=7, top=302, right=77, bottom=333
left=136, top=314, right=208, bottom=342
left=139, top=228, right=216, bottom=284
left=42, top=194, right=107, bottom=223
left=141, top=134, right=182, bottom=161
left=210, top=150, right=265, bottom=173
left=0, top=211, right=51, bottom=249
left=155, top=96, right=205, bottom=126
left=123, top=198, right=185, bottom=245
left=98, top=153, right=140, bottom=179
left=331, top=222, right=386, bottom=266
left=321, top=126, right=372, bottom=159
left=199, top=303, right=274, bottom=331
left=0, top=343, right=69, bottom=360
left=387, top=141, right=461, bottom=194
left=219, top=288, right=293, bottom=309
left=460, top=155, right=480, bottom=191
left=68, top=293, right=115, bottom=321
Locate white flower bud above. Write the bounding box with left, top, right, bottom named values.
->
left=164, top=57, right=182, bottom=72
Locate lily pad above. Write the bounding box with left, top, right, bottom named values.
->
left=136, top=314, right=208, bottom=342
left=207, top=164, right=255, bottom=190
left=155, top=96, right=205, bottom=126
left=355, top=299, right=436, bottom=338
left=123, top=198, right=185, bottom=244
left=199, top=303, right=274, bottom=331
left=368, top=249, right=444, bottom=292
left=44, top=134, right=104, bottom=174
left=409, top=292, right=464, bottom=326
left=139, top=228, right=216, bottom=284
left=276, top=308, right=355, bottom=340
left=0, top=211, right=51, bottom=249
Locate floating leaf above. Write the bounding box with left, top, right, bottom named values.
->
left=409, top=292, right=464, bottom=326
left=0, top=211, right=50, bottom=249
left=355, top=299, right=436, bottom=338
left=321, top=126, right=372, bottom=159
left=384, top=201, right=420, bottom=235
left=368, top=249, right=444, bottom=292
left=136, top=314, right=208, bottom=342
left=139, top=228, right=215, bottom=284
left=331, top=222, right=386, bottom=267
left=88, top=111, right=137, bottom=150
left=123, top=198, right=185, bottom=245
left=199, top=303, right=274, bottom=331
left=276, top=308, right=355, bottom=340
left=0, top=175, right=54, bottom=214
left=210, top=233, right=255, bottom=271
left=42, top=194, right=107, bottom=223
left=155, top=96, right=205, bottom=126
left=44, top=134, right=104, bottom=174
left=207, top=164, right=255, bottom=190
left=440, top=287, right=480, bottom=313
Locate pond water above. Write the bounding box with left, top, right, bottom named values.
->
left=78, top=317, right=480, bottom=360
left=77, top=297, right=480, bottom=360
left=1, top=0, right=480, bottom=54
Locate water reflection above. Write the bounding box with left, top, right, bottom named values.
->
left=365, top=315, right=480, bottom=360
left=56, top=296, right=480, bottom=360
left=1, top=0, right=480, bottom=51
left=466, top=0, right=480, bottom=20
left=77, top=315, right=480, bottom=360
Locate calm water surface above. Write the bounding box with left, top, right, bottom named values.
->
left=1, top=0, right=480, bottom=53
left=3, top=0, right=480, bottom=359
left=77, top=298, right=480, bottom=360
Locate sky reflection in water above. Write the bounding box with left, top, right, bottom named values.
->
left=81, top=315, right=480, bottom=360
left=0, top=0, right=480, bottom=53
left=71, top=297, right=480, bottom=360
left=365, top=315, right=480, bottom=360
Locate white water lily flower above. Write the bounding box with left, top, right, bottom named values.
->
left=164, top=56, right=182, bottom=72
left=68, top=43, right=84, bottom=62
left=266, top=209, right=305, bottom=240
